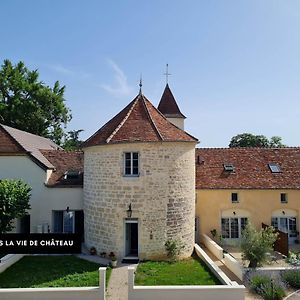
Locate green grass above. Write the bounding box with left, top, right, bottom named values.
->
left=135, top=255, right=221, bottom=285
left=0, top=255, right=112, bottom=288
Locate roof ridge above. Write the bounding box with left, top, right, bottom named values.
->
left=106, top=96, right=139, bottom=143
left=196, top=147, right=300, bottom=150
left=141, top=94, right=163, bottom=141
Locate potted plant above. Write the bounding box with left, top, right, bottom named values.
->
left=100, top=251, right=107, bottom=258
left=90, top=247, right=97, bottom=255
left=109, top=252, right=117, bottom=267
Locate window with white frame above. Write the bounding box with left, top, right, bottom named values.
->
left=124, top=152, right=139, bottom=176
left=221, top=217, right=248, bottom=239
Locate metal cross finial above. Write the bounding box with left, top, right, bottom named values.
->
left=163, top=63, right=171, bottom=84
left=139, top=74, right=142, bottom=94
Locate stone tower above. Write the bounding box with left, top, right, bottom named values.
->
left=158, top=84, right=186, bottom=130
left=82, top=90, right=198, bottom=260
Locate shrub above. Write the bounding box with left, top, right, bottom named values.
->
left=164, top=239, right=184, bottom=261
left=249, top=273, right=285, bottom=300
left=282, top=270, right=300, bottom=288
left=286, top=251, right=300, bottom=266
left=241, top=222, right=278, bottom=268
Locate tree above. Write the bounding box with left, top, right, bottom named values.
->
left=63, top=129, right=84, bottom=150
left=0, top=59, right=71, bottom=145
left=241, top=222, right=278, bottom=268
left=229, top=133, right=286, bottom=148
left=0, top=179, right=31, bottom=233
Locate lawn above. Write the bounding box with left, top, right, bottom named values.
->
left=0, top=255, right=112, bottom=288
left=135, top=255, right=221, bottom=285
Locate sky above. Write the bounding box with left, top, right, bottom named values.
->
left=0, top=0, right=300, bottom=147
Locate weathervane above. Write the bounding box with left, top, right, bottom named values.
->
left=139, top=74, right=142, bottom=94
left=163, top=63, right=171, bottom=84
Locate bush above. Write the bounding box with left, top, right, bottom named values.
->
left=282, top=270, right=300, bottom=288
left=286, top=251, right=300, bottom=266
left=241, top=222, right=278, bottom=268
left=164, top=239, right=184, bottom=261
left=249, top=274, right=285, bottom=300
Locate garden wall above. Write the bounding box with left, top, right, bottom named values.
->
left=201, top=234, right=223, bottom=260
left=0, top=267, right=106, bottom=300
left=201, top=234, right=244, bottom=281
left=0, top=254, right=25, bottom=274
left=128, top=244, right=245, bottom=300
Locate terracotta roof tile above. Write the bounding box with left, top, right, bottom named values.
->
left=41, top=150, right=83, bottom=187
left=196, top=148, right=300, bottom=189
left=83, top=93, right=197, bottom=147
left=157, top=84, right=186, bottom=118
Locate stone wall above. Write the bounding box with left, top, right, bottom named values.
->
left=83, top=142, right=196, bottom=260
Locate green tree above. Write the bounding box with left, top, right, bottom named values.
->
left=241, top=222, right=278, bottom=268
left=0, top=179, right=31, bottom=233
left=63, top=129, right=84, bottom=150
left=229, top=133, right=286, bottom=148
left=269, top=136, right=285, bottom=148
left=0, top=59, right=71, bottom=144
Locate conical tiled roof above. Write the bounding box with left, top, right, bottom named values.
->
left=82, top=93, right=197, bottom=147
left=157, top=84, right=186, bottom=118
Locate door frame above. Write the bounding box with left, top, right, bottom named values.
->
left=272, top=216, right=298, bottom=244
left=124, top=218, right=139, bottom=258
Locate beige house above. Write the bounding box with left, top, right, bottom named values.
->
left=195, top=148, right=300, bottom=246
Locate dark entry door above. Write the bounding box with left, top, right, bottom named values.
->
left=125, top=222, right=138, bottom=256
left=75, top=210, right=84, bottom=242
left=20, top=215, right=30, bottom=233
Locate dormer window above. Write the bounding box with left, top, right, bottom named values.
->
left=124, top=152, right=139, bottom=176
left=64, top=170, right=80, bottom=180
left=224, top=164, right=235, bottom=172
left=268, top=163, right=281, bottom=173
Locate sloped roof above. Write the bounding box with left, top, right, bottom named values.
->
left=82, top=93, right=197, bottom=147
left=157, top=84, right=186, bottom=118
left=196, top=147, right=300, bottom=189
left=0, top=124, right=61, bottom=169
left=41, top=150, right=84, bottom=187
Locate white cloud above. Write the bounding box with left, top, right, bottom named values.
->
left=46, top=64, right=90, bottom=79
left=100, top=59, right=133, bottom=97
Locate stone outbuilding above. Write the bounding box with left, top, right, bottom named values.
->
left=82, top=87, right=198, bottom=260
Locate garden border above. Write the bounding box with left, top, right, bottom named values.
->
left=128, top=244, right=245, bottom=300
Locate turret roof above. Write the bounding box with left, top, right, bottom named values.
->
left=82, top=93, right=197, bottom=147
left=157, top=84, right=186, bottom=118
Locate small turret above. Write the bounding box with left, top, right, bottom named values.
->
left=158, top=84, right=186, bottom=130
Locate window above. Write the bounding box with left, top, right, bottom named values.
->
left=53, top=211, right=74, bottom=233
left=221, top=217, right=248, bottom=239
left=64, top=170, right=80, bottom=180
left=280, top=193, right=287, bottom=203
left=224, top=164, right=235, bottom=172
left=124, top=152, right=139, bottom=176
left=231, top=193, right=238, bottom=203
left=268, top=163, right=281, bottom=173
